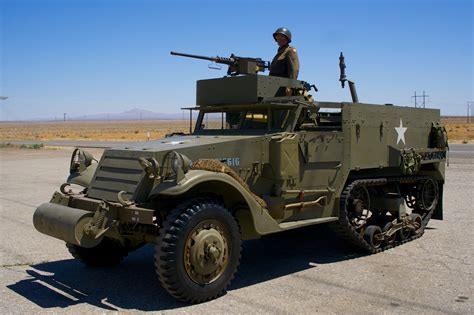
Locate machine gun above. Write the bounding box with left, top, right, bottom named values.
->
left=171, top=51, right=270, bottom=76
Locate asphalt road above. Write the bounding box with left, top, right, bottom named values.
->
left=0, top=146, right=472, bottom=314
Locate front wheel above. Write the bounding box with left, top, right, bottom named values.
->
left=155, top=198, right=241, bottom=304
left=66, top=238, right=129, bottom=267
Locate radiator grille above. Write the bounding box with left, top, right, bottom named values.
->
left=87, top=151, right=145, bottom=202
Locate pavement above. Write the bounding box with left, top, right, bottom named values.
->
left=0, top=145, right=472, bottom=314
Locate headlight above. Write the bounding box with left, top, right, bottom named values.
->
left=70, top=149, right=96, bottom=174
left=163, top=151, right=192, bottom=180
left=171, top=153, right=181, bottom=174
left=170, top=152, right=192, bottom=174
left=179, top=153, right=192, bottom=173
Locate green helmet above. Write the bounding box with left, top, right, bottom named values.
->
left=273, top=27, right=292, bottom=43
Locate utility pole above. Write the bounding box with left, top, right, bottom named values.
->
left=63, top=113, right=67, bottom=122
left=421, top=90, right=429, bottom=108
left=412, top=91, right=429, bottom=108
left=0, top=97, right=8, bottom=121
left=412, top=91, right=419, bottom=108
left=468, top=102, right=474, bottom=123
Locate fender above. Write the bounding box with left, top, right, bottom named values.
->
left=149, top=170, right=281, bottom=236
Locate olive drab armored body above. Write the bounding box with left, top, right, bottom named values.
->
left=33, top=51, right=447, bottom=303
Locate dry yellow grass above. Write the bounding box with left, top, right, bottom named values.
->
left=444, top=123, right=474, bottom=143
left=441, top=117, right=474, bottom=144
left=0, top=120, right=191, bottom=141
left=0, top=118, right=472, bottom=143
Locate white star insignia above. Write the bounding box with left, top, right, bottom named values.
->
left=395, top=118, right=407, bottom=145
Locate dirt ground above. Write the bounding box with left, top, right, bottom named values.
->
left=0, top=117, right=472, bottom=143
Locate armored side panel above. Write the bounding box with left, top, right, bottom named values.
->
left=275, top=129, right=345, bottom=222
left=196, top=75, right=303, bottom=105
left=269, top=134, right=299, bottom=180
left=341, top=103, right=444, bottom=178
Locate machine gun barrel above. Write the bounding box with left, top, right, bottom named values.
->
left=170, top=51, right=269, bottom=76
left=171, top=51, right=234, bottom=65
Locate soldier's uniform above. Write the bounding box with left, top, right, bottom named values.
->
left=269, top=27, right=300, bottom=79
left=269, top=44, right=300, bottom=79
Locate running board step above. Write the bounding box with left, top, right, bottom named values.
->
left=278, top=217, right=339, bottom=230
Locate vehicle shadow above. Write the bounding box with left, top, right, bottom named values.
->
left=7, top=225, right=363, bottom=311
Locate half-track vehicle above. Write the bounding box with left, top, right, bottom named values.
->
left=34, top=52, right=448, bottom=303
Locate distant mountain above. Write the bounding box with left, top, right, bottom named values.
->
left=68, top=108, right=190, bottom=121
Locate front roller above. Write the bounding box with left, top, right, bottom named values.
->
left=33, top=203, right=102, bottom=248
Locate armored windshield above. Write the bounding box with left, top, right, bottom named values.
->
left=194, top=108, right=292, bottom=134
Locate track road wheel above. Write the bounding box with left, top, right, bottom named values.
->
left=418, top=178, right=439, bottom=212
left=66, top=238, right=129, bottom=267
left=383, top=222, right=396, bottom=246
left=364, top=225, right=383, bottom=249
left=347, top=185, right=371, bottom=230
left=410, top=213, right=423, bottom=235
left=155, top=198, right=241, bottom=304
left=397, top=225, right=411, bottom=241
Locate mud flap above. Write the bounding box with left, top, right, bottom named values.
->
left=432, top=183, right=443, bottom=220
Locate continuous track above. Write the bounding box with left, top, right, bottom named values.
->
left=333, top=176, right=435, bottom=254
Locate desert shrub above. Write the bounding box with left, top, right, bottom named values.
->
left=18, top=143, right=44, bottom=149
left=0, top=143, right=14, bottom=148
left=30, top=144, right=44, bottom=149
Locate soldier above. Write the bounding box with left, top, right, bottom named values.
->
left=269, top=27, right=300, bottom=79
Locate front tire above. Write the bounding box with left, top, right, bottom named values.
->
left=155, top=198, right=241, bottom=304
left=66, top=238, right=129, bottom=267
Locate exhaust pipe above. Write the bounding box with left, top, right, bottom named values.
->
left=33, top=203, right=103, bottom=248
left=348, top=80, right=359, bottom=103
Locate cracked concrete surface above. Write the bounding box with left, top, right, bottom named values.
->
left=0, top=145, right=472, bottom=314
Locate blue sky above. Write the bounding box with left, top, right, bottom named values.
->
left=1, top=0, right=472, bottom=121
